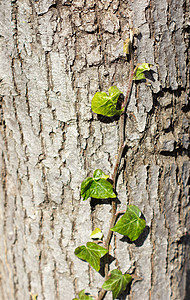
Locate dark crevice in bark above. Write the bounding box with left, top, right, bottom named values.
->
left=12, top=96, right=24, bottom=144
left=38, top=250, right=45, bottom=300
left=149, top=209, right=155, bottom=299
left=45, top=52, right=54, bottom=91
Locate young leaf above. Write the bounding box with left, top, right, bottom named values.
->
left=74, top=242, right=108, bottom=272
left=90, top=228, right=103, bottom=240
left=84, top=179, right=116, bottom=200
left=73, top=289, right=94, bottom=300
left=30, top=294, right=38, bottom=300
left=123, top=38, right=131, bottom=55
left=133, top=63, right=152, bottom=81
left=91, top=86, right=124, bottom=117
left=102, top=269, right=132, bottom=299
left=81, top=169, right=116, bottom=201
left=111, top=205, right=146, bottom=241
left=93, top=169, right=109, bottom=180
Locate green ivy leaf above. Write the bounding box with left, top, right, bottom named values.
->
left=90, top=228, right=103, bottom=240
left=81, top=169, right=116, bottom=201
left=73, top=289, right=94, bottom=300
left=81, top=177, right=94, bottom=201
left=133, top=63, right=152, bottom=81
left=91, top=86, right=124, bottom=117
left=102, top=269, right=132, bottom=299
left=74, top=242, right=108, bottom=272
left=111, top=205, right=146, bottom=241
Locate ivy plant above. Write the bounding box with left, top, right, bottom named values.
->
left=81, top=169, right=116, bottom=200
left=102, top=269, right=132, bottom=299
left=111, top=205, right=146, bottom=241
left=74, top=242, right=108, bottom=272
left=91, top=86, right=123, bottom=117
left=74, top=30, right=152, bottom=299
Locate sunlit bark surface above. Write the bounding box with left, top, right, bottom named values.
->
left=0, top=0, right=189, bottom=299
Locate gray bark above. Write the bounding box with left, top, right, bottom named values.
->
left=0, top=0, right=189, bottom=299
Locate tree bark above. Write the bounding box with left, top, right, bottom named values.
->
left=0, top=0, right=189, bottom=300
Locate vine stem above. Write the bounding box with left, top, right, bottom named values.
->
left=97, top=54, right=136, bottom=300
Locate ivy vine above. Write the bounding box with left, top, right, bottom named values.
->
left=73, top=28, right=152, bottom=300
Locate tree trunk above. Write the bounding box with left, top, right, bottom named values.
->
left=0, top=0, right=189, bottom=299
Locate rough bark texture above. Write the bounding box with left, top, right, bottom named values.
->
left=0, top=0, right=189, bottom=299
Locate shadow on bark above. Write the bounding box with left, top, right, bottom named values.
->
left=90, top=197, right=121, bottom=211
left=99, top=254, right=115, bottom=277
left=120, top=225, right=150, bottom=247
left=98, top=281, right=132, bottom=300
left=185, top=269, right=190, bottom=300
left=97, top=114, right=121, bottom=123
left=178, top=232, right=190, bottom=300
left=117, top=280, right=132, bottom=300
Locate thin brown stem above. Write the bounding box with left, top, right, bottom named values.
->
left=112, top=140, right=128, bottom=188
left=115, top=210, right=126, bottom=217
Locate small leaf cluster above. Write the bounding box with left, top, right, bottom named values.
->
left=75, top=202, right=145, bottom=273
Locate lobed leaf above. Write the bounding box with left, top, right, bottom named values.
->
left=74, top=242, right=108, bottom=272
left=81, top=169, right=116, bottom=201
left=90, top=228, right=103, bottom=240
left=91, top=86, right=124, bottom=117
left=133, top=63, right=152, bottom=81
left=102, top=269, right=132, bottom=299
left=111, top=205, right=146, bottom=241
